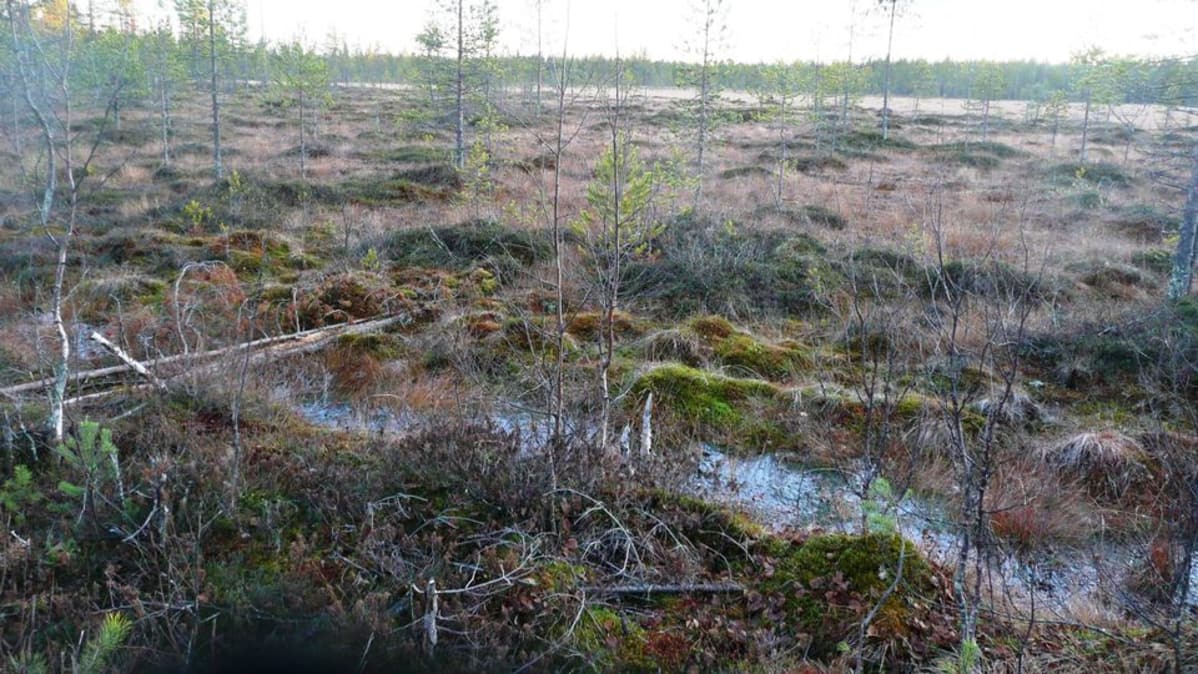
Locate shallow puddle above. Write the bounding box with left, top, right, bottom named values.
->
left=693, top=446, right=1198, bottom=614
left=295, top=402, right=1197, bottom=615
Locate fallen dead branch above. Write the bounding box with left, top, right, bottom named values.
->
left=2, top=313, right=409, bottom=403
left=578, top=582, right=744, bottom=596
left=89, top=330, right=166, bottom=390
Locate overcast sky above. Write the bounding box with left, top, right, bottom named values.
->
left=135, top=0, right=1198, bottom=64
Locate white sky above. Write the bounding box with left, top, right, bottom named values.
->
left=133, top=0, right=1198, bottom=64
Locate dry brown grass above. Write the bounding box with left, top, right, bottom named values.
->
left=987, top=479, right=1095, bottom=552
left=1040, top=430, right=1152, bottom=501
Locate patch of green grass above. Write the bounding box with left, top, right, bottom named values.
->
left=683, top=317, right=810, bottom=381
left=633, top=363, right=778, bottom=424
left=335, top=333, right=402, bottom=360
left=713, top=332, right=809, bottom=379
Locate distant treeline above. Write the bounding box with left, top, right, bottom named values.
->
left=4, top=13, right=1195, bottom=113
left=325, top=52, right=1198, bottom=106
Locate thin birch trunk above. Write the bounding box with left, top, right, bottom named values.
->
left=209, top=0, right=223, bottom=180
left=1167, top=143, right=1198, bottom=300
left=455, top=0, right=465, bottom=169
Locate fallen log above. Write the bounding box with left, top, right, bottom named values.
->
left=1, top=313, right=408, bottom=401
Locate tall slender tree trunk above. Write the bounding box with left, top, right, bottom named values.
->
left=1079, top=89, right=1091, bottom=165
left=599, top=55, right=623, bottom=451
left=880, top=0, right=896, bottom=140
left=694, top=0, right=713, bottom=206
left=159, top=76, right=171, bottom=166
left=9, top=0, right=69, bottom=443
left=209, top=0, right=223, bottom=180
left=535, top=0, right=543, bottom=113
left=1168, top=142, right=1198, bottom=300
left=549, top=29, right=570, bottom=470
left=813, top=63, right=824, bottom=153
left=455, top=0, right=465, bottom=169
left=299, top=89, right=307, bottom=180
left=841, top=1, right=856, bottom=133
left=9, top=78, right=20, bottom=155
left=776, top=95, right=787, bottom=207
left=981, top=99, right=990, bottom=142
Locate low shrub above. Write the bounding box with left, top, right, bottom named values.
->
left=385, top=219, right=553, bottom=281
left=796, top=204, right=847, bottom=229
left=635, top=328, right=709, bottom=367
left=622, top=214, right=841, bottom=317
left=926, top=258, right=1051, bottom=301
left=785, top=154, right=848, bottom=173
left=719, top=165, right=772, bottom=180
left=839, top=129, right=918, bottom=151
left=1112, top=204, right=1178, bottom=241
left=1072, top=260, right=1155, bottom=296
left=1130, top=248, right=1174, bottom=275
left=342, top=165, right=461, bottom=206
left=1050, top=162, right=1133, bottom=187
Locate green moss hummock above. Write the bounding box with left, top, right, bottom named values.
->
left=760, top=532, right=936, bottom=657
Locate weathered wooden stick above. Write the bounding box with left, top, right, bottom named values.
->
left=579, top=583, right=744, bottom=596
left=639, top=392, right=653, bottom=456
left=423, top=578, right=438, bottom=655
left=89, top=331, right=166, bottom=390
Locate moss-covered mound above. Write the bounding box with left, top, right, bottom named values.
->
left=926, top=141, right=1024, bottom=170
left=297, top=271, right=398, bottom=327
left=631, top=363, right=788, bottom=450
left=343, top=164, right=462, bottom=205
left=761, top=533, right=938, bottom=658
left=685, top=315, right=811, bottom=381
